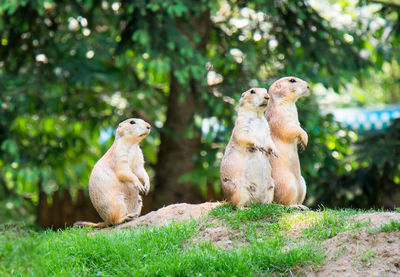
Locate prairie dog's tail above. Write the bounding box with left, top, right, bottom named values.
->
left=73, top=221, right=108, bottom=228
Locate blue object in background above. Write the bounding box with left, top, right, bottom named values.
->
left=333, top=105, right=400, bottom=131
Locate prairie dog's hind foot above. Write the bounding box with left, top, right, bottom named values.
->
left=73, top=221, right=109, bottom=228
left=111, top=213, right=139, bottom=226
left=124, top=213, right=139, bottom=222
left=289, top=204, right=309, bottom=211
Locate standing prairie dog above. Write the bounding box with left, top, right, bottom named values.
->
left=220, top=88, right=278, bottom=207
left=266, top=77, right=310, bottom=209
left=74, top=118, right=151, bottom=228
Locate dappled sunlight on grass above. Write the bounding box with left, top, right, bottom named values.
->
left=278, top=210, right=322, bottom=233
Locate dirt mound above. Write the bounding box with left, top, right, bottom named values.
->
left=352, top=212, right=400, bottom=227
left=109, top=203, right=400, bottom=275
left=309, top=212, right=400, bottom=277
left=191, top=225, right=235, bottom=249
left=110, top=202, right=245, bottom=249
left=114, top=202, right=222, bottom=230
left=188, top=217, right=249, bottom=249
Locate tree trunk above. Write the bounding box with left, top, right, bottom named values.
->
left=153, top=73, right=203, bottom=208
left=37, top=181, right=52, bottom=228
left=152, top=9, right=211, bottom=209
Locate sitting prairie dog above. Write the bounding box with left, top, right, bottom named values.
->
left=220, top=88, right=278, bottom=207
left=266, top=77, right=310, bottom=209
left=74, top=118, right=151, bottom=228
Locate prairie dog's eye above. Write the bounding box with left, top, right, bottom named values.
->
left=289, top=79, right=296, bottom=83
left=130, top=120, right=136, bottom=125
left=250, top=90, right=256, bottom=94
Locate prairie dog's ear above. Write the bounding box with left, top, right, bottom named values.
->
left=269, top=81, right=281, bottom=95
left=273, top=82, right=281, bottom=91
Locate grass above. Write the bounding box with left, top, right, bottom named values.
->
left=360, top=250, right=376, bottom=266
left=379, top=220, right=400, bottom=232
left=0, top=204, right=397, bottom=276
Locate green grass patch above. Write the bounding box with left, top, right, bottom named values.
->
left=0, top=221, right=322, bottom=276
left=379, top=220, right=400, bottom=232
left=210, top=203, right=291, bottom=227
left=359, top=250, right=376, bottom=267
left=298, top=209, right=368, bottom=240
left=0, top=204, right=386, bottom=276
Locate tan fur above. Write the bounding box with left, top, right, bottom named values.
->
left=266, top=76, right=309, bottom=207
left=74, top=118, right=150, bottom=228
left=220, top=88, right=277, bottom=207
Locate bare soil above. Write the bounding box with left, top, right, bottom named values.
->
left=308, top=212, right=400, bottom=277
left=114, top=202, right=222, bottom=230
left=188, top=217, right=249, bottom=249
left=114, top=202, right=246, bottom=249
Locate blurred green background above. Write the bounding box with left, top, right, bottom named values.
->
left=1, top=0, right=400, bottom=228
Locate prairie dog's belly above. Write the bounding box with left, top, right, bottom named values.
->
left=222, top=117, right=271, bottom=184
left=221, top=145, right=271, bottom=188
left=89, top=155, right=128, bottom=199
left=247, top=117, right=269, bottom=146
left=245, top=152, right=273, bottom=196
left=271, top=139, right=301, bottom=180
left=246, top=151, right=271, bottom=175
left=220, top=146, right=246, bottom=177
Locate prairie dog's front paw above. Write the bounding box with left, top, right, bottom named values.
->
left=136, top=183, right=146, bottom=194
left=267, top=145, right=279, bottom=158
left=143, top=181, right=150, bottom=195
left=257, top=145, right=278, bottom=158
left=254, top=145, right=269, bottom=155
left=299, top=130, right=308, bottom=152
left=128, top=179, right=146, bottom=194
left=256, top=145, right=267, bottom=153
left=246, top=142, right=260, bottom=153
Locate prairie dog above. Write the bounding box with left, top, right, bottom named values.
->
left=74, top=118, right=151, bottom=228
left=266, top=76, right=309, bottom=208
left=220, top=88, right=278, bottom=207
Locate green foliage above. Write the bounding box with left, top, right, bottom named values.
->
left=298, top=96, right=356, bottom=207
left=0, top=196, right=35, bottom=224
left=0, top=0, right=164, bottom=218
left=323, top=118, right=400, bottom=208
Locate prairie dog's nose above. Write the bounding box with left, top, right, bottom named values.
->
left=146, top=124, right=151, bottom=130
left=264, top=95, right=270, bottom=100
